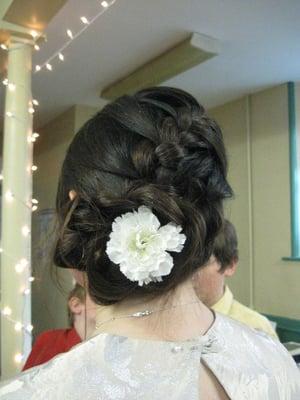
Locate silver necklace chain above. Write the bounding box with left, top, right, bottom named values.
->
left=95, top=299, right=202, bottom=330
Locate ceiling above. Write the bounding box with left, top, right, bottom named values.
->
left=1, top=0, right=300, bottom=128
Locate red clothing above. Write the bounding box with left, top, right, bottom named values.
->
left=22, top=328, right=81, bottom=371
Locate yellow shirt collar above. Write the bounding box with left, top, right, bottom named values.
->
left=212, top=285, right=233, bottom=315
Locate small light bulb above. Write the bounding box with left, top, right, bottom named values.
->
left=46, top=63, right=52, bottom=71
left=0, top=248, right=3, bottom=253
left=0, top=174, right=3, bottom=180
left=14, top=322, right=23, bottom=331
left=35, top=65, right=41, bottom=72
left=28, top=133, right=39, bottom=143
left=26, top=324, right=34, bottom=333
left=14, top=353, right=23, bottom=364
left=2, top=78, right=8, bottom=85
left=23, top=288, right=30, bottom=295
left=31, top=165, right=38, bottom=171
left=30, top=30, right=38, bottom=38
left=22, top=226, right=30, bottom=237
left=28, top=107, right=35, bottom=114
left=34, top=44, right=40, bottom=51
left=15, top=263, right=25, bottom=273
left=28, top=276, right=35, bottom=283
left=6, top=111, right=13, bottom=118
left=101, top=1, right=109, bottom=7
left=80, top=16, right=89, bottom=24
left=1, top=44, right=8, bottom=50
left=32, top=201, right=39, bottom=209
left=67, top=29, right=73, bottom=39
left=5, top=191, right=14, bottom=202
left=32, top=99, right=39, bottom=106
left=15, top=258, right=28, bottom=273
left=20, top=258, right=29, bottom=267
left=58, top=53, right=64, bottom=61
left=2, top=306, right=12, bottom=316
left=8, top=83, right=16, bottom=91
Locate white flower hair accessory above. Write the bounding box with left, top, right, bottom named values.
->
left=106, top=206, right=186, bottom=286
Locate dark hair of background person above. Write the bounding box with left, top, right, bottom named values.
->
left=67, top=283, right=86, bottom=326
left=53, top=86, right=233, bottom=305
left=213, top=220, right=239, bottom=272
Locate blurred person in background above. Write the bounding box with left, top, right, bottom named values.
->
left=22, top=283, right=96, bottom=370
left=193, top=220, right=277, bottom=338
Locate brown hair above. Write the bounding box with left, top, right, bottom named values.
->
left=213, top=220, right=239, bottom=272
left=54, top=87, right=233, bottom=305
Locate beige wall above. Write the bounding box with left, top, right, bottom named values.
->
left=32, top=105, right=98, bottom=336
left=74, top=104, right=99, bottom=132
left=210, top=83, right=300, bottom=319
left=250, top=85, right=300, bottom=318
left=34, top=107, right=76, bottom=209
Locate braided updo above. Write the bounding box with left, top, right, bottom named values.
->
left=54, top=87, right=233, bottom=305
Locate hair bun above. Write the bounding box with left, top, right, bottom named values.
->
left=55, top=86, right=233, bottom=305
left=155, top=142, right=186, bottom=170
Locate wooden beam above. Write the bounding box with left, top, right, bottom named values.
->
left=3, top=0, right=68, bottom=31
left=101, top=33, right=221, bottom=101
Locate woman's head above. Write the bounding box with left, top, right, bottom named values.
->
left=54, top=87, right=233, bottom=305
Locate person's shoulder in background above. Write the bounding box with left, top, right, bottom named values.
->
left=213, top=285, right=278, bottom=339
left=229, top=298, right=278, bottom=339
left=22, top=328, right=81, bottom=371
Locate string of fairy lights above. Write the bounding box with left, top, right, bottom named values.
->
left=0, top=0, right=117, bottom=366
left=0, top=80, right=37, bottom=365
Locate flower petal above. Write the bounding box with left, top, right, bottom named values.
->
left=106, top=207, right=185, bottom=285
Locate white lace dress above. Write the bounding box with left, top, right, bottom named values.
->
left=1, top=313, right=299, bottom=399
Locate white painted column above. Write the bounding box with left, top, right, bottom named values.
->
left=1, top=37, right=33, bottom=379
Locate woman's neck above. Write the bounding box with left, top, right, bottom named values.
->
left=92, top=279, right=215, bottom=342
left=74, top=316, right=96, bottom=341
